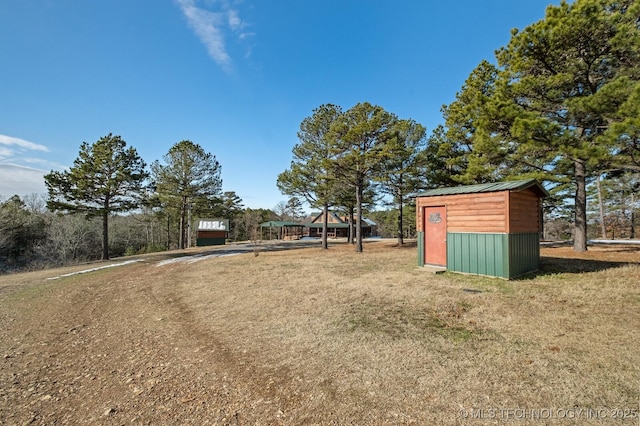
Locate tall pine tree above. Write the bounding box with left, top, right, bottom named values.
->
left=278, top=104, right=343, bottom=249
left=45, top=134, right=148, bottom=260
left=375, top=119, right=427, bottom=245
left=151, top=141, right=222, bottom=249
left=331, top=102, right=397, bottom=252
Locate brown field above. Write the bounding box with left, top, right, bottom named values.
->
left=1, top=240, right=639, bottom=424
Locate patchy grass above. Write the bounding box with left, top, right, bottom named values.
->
left=338, top=296, right=478, bottom=341
left=2, top=239, right=639, bottom=424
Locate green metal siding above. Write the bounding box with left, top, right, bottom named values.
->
left=419, top=231, right=540, bottom=278
left=449, top=233, right=461, bottom=271
left=508, top=233, right=541, bottom=277
left=447, top=233, right=509, bottom=278
left=446, top=233, right=539, bottom=279
left=196, top=237, right=226, bottom=246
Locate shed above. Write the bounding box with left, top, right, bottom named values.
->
left=415, top=179, right=548, bottom=279
left=196, top=219, right=229, bottom=246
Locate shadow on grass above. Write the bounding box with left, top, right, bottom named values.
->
left=389, top=240, right=417, bottom=249
left=538, top=256, right=633, bottom=275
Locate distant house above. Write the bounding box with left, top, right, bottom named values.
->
left=305, top=211, right=377, bottom=238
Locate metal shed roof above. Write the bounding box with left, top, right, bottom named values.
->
left=197, top=219, right=229, bottom=231
left=414, top=179, right=549, bottom=198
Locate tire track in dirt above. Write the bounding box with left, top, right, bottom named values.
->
left=1, top=259, right=310, bottom=424
left=142, top=261, right=315, bottom=422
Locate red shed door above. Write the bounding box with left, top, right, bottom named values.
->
left=424, top=206, right=447, bottom=266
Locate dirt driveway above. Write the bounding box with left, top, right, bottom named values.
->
left=0, top=242, right=322, bottom=425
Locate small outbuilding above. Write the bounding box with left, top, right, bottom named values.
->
left=196, top=219, right=229, bottom=246
left=415, top=179, right=548, bottom=279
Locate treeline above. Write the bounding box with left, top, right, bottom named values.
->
left=2, top=169, right=636, bottom=273
left=0, top=134, right=284, bottom=273
left=0, top=190, right=282, bottom=273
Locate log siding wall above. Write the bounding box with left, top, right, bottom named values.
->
left=417, top=192, right=509, bottom=233
left=508, top=190, right=541, bottom=233
left=417, top=189, right=542, bottom=234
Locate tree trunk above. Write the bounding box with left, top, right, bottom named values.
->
left=630, top=193, right=636, bottom=239
left=596, top=174, right=606, bottom=239
left=397, top=192, right=404, bottom=245
left=102, top=209, right=109, bottom=260
left=574, top=159, right=588, bottom=252
left=355, top=178, right=363, bottom=253
left=179, top=197, right=187, bottom=249
left=348, top=208, right=355, bottom=244
left=187, top=202, right=192, bottom=248
left=321, top=203, right=328, bottom=250
left=166, top=214, right=170, bottom=251
left=396, top=175, right=404, bottom=245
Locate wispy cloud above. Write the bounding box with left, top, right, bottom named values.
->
left=227, top=9, right=243, bottom=31
left=0, top=147, right=12, bottom=159
left=0, top=164, right=48, bottom=198
left=238, top=32, right=255, bottom=41
left=0, top=134, right=49, bottom=156
left=0, top=135, right=52, bottom=197
left=0, top=134, right=71, bottom=172
left=176, top=0, right=253, bottom=72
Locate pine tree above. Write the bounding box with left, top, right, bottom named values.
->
left=331, top=102, right=397, bottom=252
left=278, top=104, right=343, bottom=249
left=375, top=118, right=427, bottom=245
left=151, top=141, right=222, bottom=249
left=44, top=134, right=148, bottom=260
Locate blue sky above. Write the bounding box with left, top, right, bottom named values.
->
left=1, top=0, right=561, bottom=210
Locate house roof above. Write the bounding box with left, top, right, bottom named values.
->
left=305, top=220, right=375, bottom=229
left=414, top=179, right=549, bottom=198
left=308, top=212, right=377, bottom=226
left=309, top=211, right=344, bottom=224
left=260, top=221, right=304, bottom=228
left=305, top=222, right=351, bottom=229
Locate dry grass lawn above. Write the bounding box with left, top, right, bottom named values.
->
left=1, top=239, right=639, bottom=424
left=161, top=240, right=640, bottom=423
